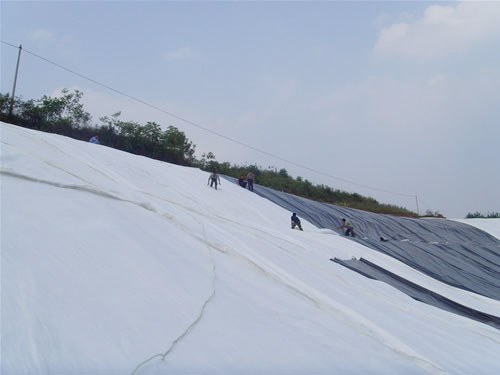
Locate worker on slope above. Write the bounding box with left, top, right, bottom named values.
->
left=208, top=170, right=221, bottom=190
left=291, top=213, right=303, bottom=231
left=338, top=218, right=355, bottom=237
left=247, top=171, right=255, bottom=192
left=89, top=135, right=99, bottom=144
left=237, top=175, right=247, bottom=188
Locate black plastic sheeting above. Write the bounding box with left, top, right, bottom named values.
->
left=331, top=257, right=500, bottom=330
left=224, top=176, right=500, bottom=301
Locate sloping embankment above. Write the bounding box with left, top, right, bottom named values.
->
left=224, top=176, right=500, bottom=327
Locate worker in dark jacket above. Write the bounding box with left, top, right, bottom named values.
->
left=291, top=213, right=303, bottom=231
left=237, top=175, right=247, bottom=188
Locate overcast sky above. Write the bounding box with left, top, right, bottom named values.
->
left=2, top=0, right=499, bottom=218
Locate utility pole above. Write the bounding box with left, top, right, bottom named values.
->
left=415, top=195, right=420, bottom=216
left=9, top=44, right=22, bottom=116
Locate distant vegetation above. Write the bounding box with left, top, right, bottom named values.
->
left=465, top=212, right=500, bottom=219
left=203, top=158, right=416, bottom=216
left=421, top=210, right=444, bottom=218
left=0, top=90, right=196, bottom=166
left=1, top=89, right=417, bottom=217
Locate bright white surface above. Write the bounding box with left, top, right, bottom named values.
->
left=2, top=123, right=500, bottom=375
left=452, top=219, right=500, bottom=240
left=3, top=1, right=500, bottom=219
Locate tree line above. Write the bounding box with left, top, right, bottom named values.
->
left=1, top=89, right=418, bottom=216
left=0, top=90, right=196, bottom=166
left=465, top=212, right=500, bottom=219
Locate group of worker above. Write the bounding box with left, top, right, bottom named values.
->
left=237, top=172, right=255, bottom=192
left=207, top=170, right=256, bottom=192
left=89, top=136, right=361, bottom=239
left=207, top=170, right=357, bottom=237
left=291, top=213, right=355, bottom=237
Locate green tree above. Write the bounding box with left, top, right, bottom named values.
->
left=466, top=211, right=500, bottom=219
left=0, top=89, right=91, bottom=134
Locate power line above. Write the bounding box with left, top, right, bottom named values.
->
left=1, top=40, right=415, bottom=198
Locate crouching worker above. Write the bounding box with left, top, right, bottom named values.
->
left=238, top=175, right=247, bottom=188
left=338, top=218, right=355, bottom=237
left=291, top=213, right=303, bottom=231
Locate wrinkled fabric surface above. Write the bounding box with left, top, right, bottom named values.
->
left=224, top=176, right=500, bottom=301
left=332, top=257, right=500, bottom=329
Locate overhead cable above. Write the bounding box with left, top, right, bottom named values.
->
left=1, top=40, right=415, bottom=198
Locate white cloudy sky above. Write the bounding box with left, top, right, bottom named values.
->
left=1, top=0, right=499, bottom=218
